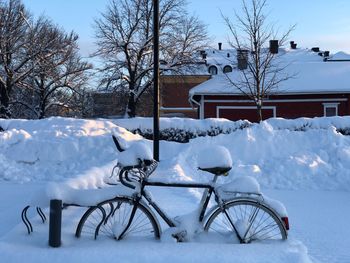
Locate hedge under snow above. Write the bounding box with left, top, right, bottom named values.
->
left=113, top=116, right=350, bottom=142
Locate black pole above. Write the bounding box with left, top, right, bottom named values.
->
left=153, top=0, right=160, bottom=161
left=48, top=199, right=62, bottom=247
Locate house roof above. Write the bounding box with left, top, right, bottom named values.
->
left=189, top=48, right=350, bottom=97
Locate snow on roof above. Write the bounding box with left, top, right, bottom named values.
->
left=190, top=48, right=350, bottom=96
left=205, top=48, right=236, bottom=67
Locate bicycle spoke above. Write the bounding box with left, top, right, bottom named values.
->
left=76, top=197, right=160, bottom=241
left=205, top=200, right=287, bottom=243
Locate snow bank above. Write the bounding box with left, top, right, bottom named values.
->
left=0, top=117, right=120, bottom=182
left=181, top=120, right=350, bottom=191
left=1, top=116, right=350, bottom=191
left=113, top=116, right=350, bottom=142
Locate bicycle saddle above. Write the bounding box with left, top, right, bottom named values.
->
left=198, top=166, right=231, bottom=176
left=197, top=145, right=233, bottom=176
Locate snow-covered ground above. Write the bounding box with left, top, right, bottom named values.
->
left=1, top=117, right=350, bottom=262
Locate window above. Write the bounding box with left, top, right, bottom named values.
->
left=323, top=103, right=339, bottom=117
left=208, top=65, right=218, bottom=75
left=223, top=65, right=233, bottom=73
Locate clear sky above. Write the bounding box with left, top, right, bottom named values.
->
left=22, top=0, right=350, bottom=56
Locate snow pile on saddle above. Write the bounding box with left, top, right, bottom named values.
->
left=197, top=145, right=232, bottom=170
left=118, top=141, right=153, bottom=167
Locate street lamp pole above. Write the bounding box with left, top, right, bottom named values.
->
left=153, top=0, right=160, bottom=161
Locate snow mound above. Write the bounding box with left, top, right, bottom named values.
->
left=1, top=116, right=350, bottom=191
left=0, top=117, right=123, bottom=182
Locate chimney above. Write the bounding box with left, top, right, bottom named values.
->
left=311, top=47, right=320, bottom=52
left=237, top=49, right=248, bottom=70
left=218, top=42, right=222, bottom=50
left=269, top=40, right=279, bottom=54
left=290, top=41, right=297, bottom=49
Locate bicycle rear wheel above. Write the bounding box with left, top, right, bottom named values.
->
left=75, top=197, right=160, bottom=241
left=204, top=199, right=287, bottom=243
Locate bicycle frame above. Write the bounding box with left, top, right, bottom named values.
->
left=126, top=174, right=221, bottom=231
left=117, top=174, right=252, bottom=243
left=113, top=161, right=287, bottom=243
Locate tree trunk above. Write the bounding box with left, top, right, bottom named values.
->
left=38, top=103, right=45, bottom=119
left=257, top=104, right=263, bottom=122
left=0, top=83, right=10, bottom=118
left=38, top=88, right=46, bottom=119
left=126, top=92, right=136, bottom=118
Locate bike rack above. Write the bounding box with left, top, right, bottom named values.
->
left=21, top=205, right=47, bottom=234
left=21, top=199, right=63, bottom=247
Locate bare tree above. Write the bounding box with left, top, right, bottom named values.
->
left=0, top=0, right=92, bottom=119
left=94, top=0, right=209, bottom=117
left=0, top=0, right=31, bottom=118
left=24, top=25, right=92, bottom=119
left=222, top=0, right=295, bottom=121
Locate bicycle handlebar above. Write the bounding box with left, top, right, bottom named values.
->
left=119, top=168, right=137, bottom=189
left=118, top=160, right=158, bottom=190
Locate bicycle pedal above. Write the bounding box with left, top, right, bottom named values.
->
left=172, top=230, right=187, bottom=242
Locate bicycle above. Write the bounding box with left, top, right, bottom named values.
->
left=75, top=135, right=289, bottom=244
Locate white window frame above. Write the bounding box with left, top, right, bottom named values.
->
left=323, top=103, right=339, bottom=117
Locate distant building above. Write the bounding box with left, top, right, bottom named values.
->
left=160, top=75, right=210, bottom=118
left=190, top=44, right=350, bottom=122
left=87, top=43, right=350, bottom=121
left=161, top=42, right=350, bottom=122
left=85, top=92, right=122, bottom=118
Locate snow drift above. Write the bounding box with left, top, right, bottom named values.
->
left=1, top=116, right=350, bottom=192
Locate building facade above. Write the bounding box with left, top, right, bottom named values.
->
left=189, top=48, right=350, bottom=122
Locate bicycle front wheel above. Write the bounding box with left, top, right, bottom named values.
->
left=204, top=199, right=287, bottom=243
left=75, top=197, right=160, bottom=241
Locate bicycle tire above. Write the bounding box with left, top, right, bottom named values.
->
left=75, top=196, right=161, bottom=241
left=204, top=198, right=287, bottom=243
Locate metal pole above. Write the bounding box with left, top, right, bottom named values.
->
left=48, top=199, right=62, bottom=247
left=153, top=0, right=160, bottom=161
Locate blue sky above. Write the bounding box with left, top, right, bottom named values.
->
left=22, top=0, right=350, bottom=56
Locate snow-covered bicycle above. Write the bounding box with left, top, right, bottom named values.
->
left=75, top=135, right=289, bottom=243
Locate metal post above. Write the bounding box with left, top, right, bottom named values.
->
left=49, top=199, right=62, bottom=247
left=153, top=0, right=160, bottom=161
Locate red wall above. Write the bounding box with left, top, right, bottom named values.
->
left=202, top=94, right=350, bottom=122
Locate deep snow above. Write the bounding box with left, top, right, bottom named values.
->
left=1, top=116, right=350, bottom=262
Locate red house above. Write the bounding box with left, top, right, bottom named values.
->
left=160, top=43, right=350, bottom=122
left=189, top=60, right=350, bottom=122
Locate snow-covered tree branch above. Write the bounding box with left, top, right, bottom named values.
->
left=0, top=0, right=92, bottom=119
left=94, top=0, right=209, bottom=117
